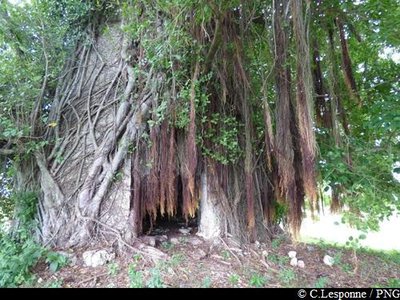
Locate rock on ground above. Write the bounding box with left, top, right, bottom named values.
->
left=82, top=249, right=115, bottom=267
left=297, top=260, right=305, bottom=268
left=323, top=255, right=335, bottom=266
left=290, top=257, right=298, bottom=267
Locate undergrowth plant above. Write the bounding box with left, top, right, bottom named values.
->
left=0, top=192, right=68, bottom=287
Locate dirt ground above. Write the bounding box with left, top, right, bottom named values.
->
left=31, top=228, right=400, bottom=288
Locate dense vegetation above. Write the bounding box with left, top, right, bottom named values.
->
left=0, top=0, right=399, bottom=287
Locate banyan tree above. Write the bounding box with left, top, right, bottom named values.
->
left=1, top=0, right=399, bottom=250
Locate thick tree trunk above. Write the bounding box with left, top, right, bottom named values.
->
left=30, top=20, right=237, bottom=248
left=33, top=23, right=148, bottom=247
left=197, top=170, right=224, bottom=239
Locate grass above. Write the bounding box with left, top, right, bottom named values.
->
left=333, top=252, right=342, bottom=265
left=303, top=237, right=400, bottom=270
left=147, top=268, right=164, bottom=288
left=221, top=250, right=231, bottom=260
left=128, top=263, right=144, bottom=288
left=302, top=237, right=340, bottom=250
left=168, top=253, right=185, bottom=267
left=315, top=276, right=329, bottom=288
left=278, top=268, right=296, bottom=286
left=365, top=249, right=400, bottom=265
left=161, top=241, right=175, bottom=250
left=201, top=276, right=212, bottom=288
left=107, top=262, right=119, bottom=276
left=268, top=253, right=288, bottom=265
left=306, top=234, right=400, bottom=256
left=127, top=253, right=144, bottom=288
left=249, top=273, right=267, bottom=287
left=304, top=236, right=400, bottom=260
left=341, top=263, right=353, bottom=273
left=386, top=278, right=400, bottom=287
left=373, top=278, right=400, bottom=288
left=271, top=235, right=286, bottom=248
left=228, top=274, right=240, bottom=287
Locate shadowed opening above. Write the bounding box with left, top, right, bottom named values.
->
left=142, top=178, right=198, bottom=236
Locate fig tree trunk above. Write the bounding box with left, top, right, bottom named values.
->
left=6, top=1, right=319, bottom=249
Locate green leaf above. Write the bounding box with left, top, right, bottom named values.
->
left=358, top=234, right=367, bottom=240
left=49, top=261, right=59, bottom=273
